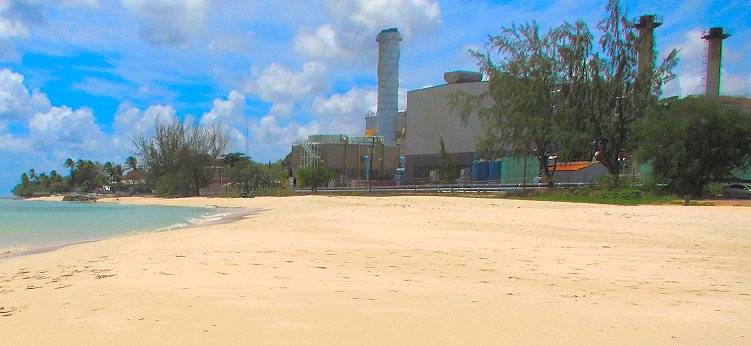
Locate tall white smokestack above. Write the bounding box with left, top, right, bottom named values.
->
left=702, top=27, right=730, bottom=99
left=376, top=28, right=401, bottom=146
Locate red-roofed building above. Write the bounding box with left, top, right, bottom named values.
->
left=548, top=161, right=607, bottom=183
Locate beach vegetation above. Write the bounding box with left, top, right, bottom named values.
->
left=219, top=152, right=249, bottom=168
left=125, top=156, right=138, bottom=172
left=449, top=0, right=677, bottom=186
left=12, top=158, right=117, bottom=197
left=297, top=165, right=335, bottom=193
left=634, top=96, right=751, bottom=196
left=132, top=119, right=230, bottom=197
left=437, top=137, right=458, bottom=183
left=505, top=186, right=677, bottom=206
left=226, top=156, right=289, bottom=196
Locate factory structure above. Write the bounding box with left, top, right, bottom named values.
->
left=290, top=19, right=750, bottom=186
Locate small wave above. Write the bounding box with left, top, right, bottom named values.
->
left=190, top=211, right=232, bottom=224
left=154, top=223, right=190, bottom=232
left=1, top=246, right=29, bottom=256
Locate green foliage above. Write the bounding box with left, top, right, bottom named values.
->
left=508, top=186, right=674, bottom=205
left=133, top=118, right=229, bottom=197
left=635, top=96, right=751, bottom=196
left=153, top=173, right=192, bottom=197
left=437, top=137, right=458, bottom=183
left=449, top=0, right=678, bottom=181
left=219, top=152, right=248, bottom=168
left=228, top=158, right=288, bottom=195
left=297, top=165, right=335, bottom=192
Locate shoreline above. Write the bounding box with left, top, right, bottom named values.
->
left=1, top=195, right=750, bottom=344
left=1, top=197, right=262, bottom=259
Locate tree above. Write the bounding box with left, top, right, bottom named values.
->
left=635, top=96, right=751, bottom=196
left=297, top=165, right=335, bottom=193
left=103, top=162, right=124, bottom=191
left=449, top=0, right=678, bottom=186
left=228, top=158, right=287, bottom=195
left=437, top=137, right=457, bottom=183
left=219, top=152, right=248, bottom=168
left=69, top=160, right=102, bottom=192
left=587, top=0, right=677, bottom=180
left=450, top=20, right=592, bottom=186
left=132, top=118, right=229, bottom=197
left=125, top=156, right=138, bottom=172
left=65, top=158, right=75, bottom=172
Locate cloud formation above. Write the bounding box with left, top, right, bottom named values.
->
left=121, top=0, right=210, bottom=45
left=243, top=62, right=329, bottom=103
left=0, top=68, right=51, bottom=119
left=29, top=106, right=108, bottom=153
left=113, top=103, right=177, bottom=139
left=294, top=0, right=442, bottom=63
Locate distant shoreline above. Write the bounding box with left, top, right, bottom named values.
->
left=1, top=197, right=261, bottom=259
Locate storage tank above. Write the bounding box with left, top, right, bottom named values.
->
left=478, top=161, right=489, bottom=181
left=472, top=160, right=489, bottom=181
left=444, top=71, right=483, bottom=84
left=488, top=160, right=502, bottom=181
left=376, top=28, right=401, bottom=146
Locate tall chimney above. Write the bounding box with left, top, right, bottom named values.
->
left=632, top=15, right=662, bottom=91
left=702, top=27, right=730, bottom=99
left=375, top=28, right=401, bottom=146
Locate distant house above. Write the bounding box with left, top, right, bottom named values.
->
left=122, top=170, right=148, bottom=194
left=122, top=170, right=145, bottom=185
left=550, top=161, right=607, bottom=184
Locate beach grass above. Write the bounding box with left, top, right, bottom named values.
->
left=504, top=187, right=683, bottom=205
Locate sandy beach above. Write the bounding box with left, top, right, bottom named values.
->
left=1, top=195, right=750, bottom=344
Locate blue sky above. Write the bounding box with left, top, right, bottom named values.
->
left=1, top=0, right=749, bottom=194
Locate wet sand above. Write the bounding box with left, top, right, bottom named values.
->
left=1, top=195, right=749, bottom=344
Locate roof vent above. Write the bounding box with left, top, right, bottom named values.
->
left=444, top=71, right=483, bottom=84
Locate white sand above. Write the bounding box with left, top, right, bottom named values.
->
left=1, top=195, right=749, bottom=344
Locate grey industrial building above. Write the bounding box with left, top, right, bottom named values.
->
left=403, top=72, right=486, bottom=179
left=290, top=21, right=751, bottom=185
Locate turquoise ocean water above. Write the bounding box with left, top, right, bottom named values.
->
left=0, top=198, right=223, bottom=256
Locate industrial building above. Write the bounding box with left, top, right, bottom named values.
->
left=290, top=28, right=404, bottom=185
left=290, top=134, right=401, bottom=183
left=291, top=20, right=751, bottom=186
left=403, top=71, right=486, bottom=179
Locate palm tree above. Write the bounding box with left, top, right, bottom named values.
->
left=28, top=168, right=38, bottom=182
left=38, top=172, right=51, bottom=192
left=103, top=162, right=113, bottom=176
left=125, top=156, right=138, bottom=172
left=64, top=158, right=75, bottom=174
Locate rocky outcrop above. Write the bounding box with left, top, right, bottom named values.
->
left=62, top=195, right=97, bottom=202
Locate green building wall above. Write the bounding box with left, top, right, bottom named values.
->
left=499, top=157, right=539, bottom=185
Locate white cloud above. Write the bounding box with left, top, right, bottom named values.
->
left=294, top=0, right=442, bottom=63
left=345, top=0, right=441, bottom=37
left=294, top=24, right=356, bottom=61
left=250, top=114, right=319, bottom=147
left=113, top=103, right=177, bottom=138
left=0, top=17, right=29, bottom=38
left=722, top=70, right=751, bottom=97
left=29, top=106, right=109, bottom=153
left=208, top=33, right=252, bottom=54
left=121, top=0, right=210, bottom=45
left=243, top=61, right=329, bottom=103
left=0, top=68, right=51, bottom=119
left=0, top=0, right=45, bottom=39
left=0, top=133, right=30, bottom=152
left=58, top=0, right=99, bottom=7
left=201, top=90, right=245, bottom=126
left=312, top=86, right=375, bottom=134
